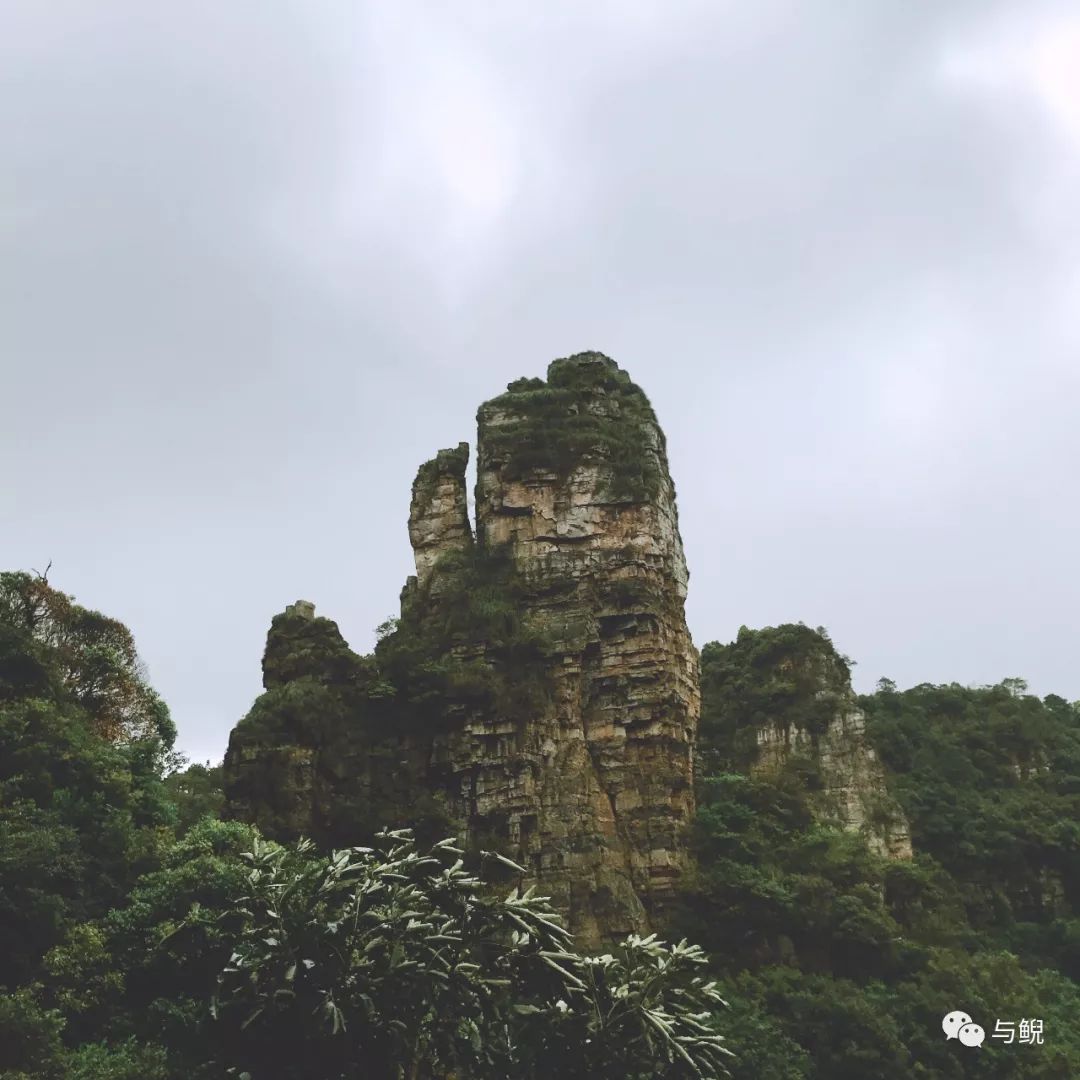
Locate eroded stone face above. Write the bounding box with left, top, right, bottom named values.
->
left=406, top=356, right=699, bottom=944
left=408, top=442, right=472, bottom=583
left=699, top=625, right=912, bottom=860
left=754, top=702, right=913, bottom=859
left=223, top=353, right=699, bottom=947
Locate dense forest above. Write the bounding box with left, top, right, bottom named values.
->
left=3, top=569, right=1079, bottom=1078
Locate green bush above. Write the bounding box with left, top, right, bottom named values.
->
left=211, top=829, right=733, bottom=1079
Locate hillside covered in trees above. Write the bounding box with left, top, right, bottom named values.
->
left=0, top=569, right=729, bottom=1079
left=5, top=577, right=1080, bottom=1078
left=3, top=360, right=1079, bottom=1079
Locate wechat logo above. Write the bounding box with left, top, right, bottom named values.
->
left=943, top=1011, right=985, bottom=1048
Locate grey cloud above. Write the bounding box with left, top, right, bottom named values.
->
left=3, top=0, right=1078, bottom=761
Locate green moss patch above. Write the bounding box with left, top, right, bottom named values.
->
left=378, top=544, right=554, bottom=728
left=479, top=352, right=664, bottom=502
left=699, top=624, right=853, bottom=770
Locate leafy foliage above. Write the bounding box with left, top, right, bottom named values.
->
left=44, top=817, right=261, bottom=1070
left=678, top=773, right=908, bottom=983
left=163, top=759, right=225, bottom=834
left=698, top=624, right=852, bottom=772
left=862, top=680, right=1080, bottom=974
left=12, top=557, right=1080, bottom=1080
left=0, top=574, right=176, bottom=990
left=550, top=935, right=733, bottom=1080
left=685, top=624, right=1080, bottom=1078
left=0, top=986, right=65, bottom=1080
left=0, top=571, right=174, bottom=745
left=379, top=542, right=555, bottom=726
left=211, top=828, right=732, bottom=1079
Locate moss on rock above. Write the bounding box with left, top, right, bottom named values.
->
left=412, top=442, right=469, bottom=491
left=699, top=624, right=911, bottom=859
left=378, top=543, right=554, bottom=727
left=261, top=607, right=373, bottom=690
left=478, top=352, right=664, bottom=502
left=699, top=624, right=852, bottom=769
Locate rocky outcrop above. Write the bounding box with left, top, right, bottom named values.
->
left=223, top=602, right=376, bottom=840
left=452, top=353, right=699, bottom=941
left=754, top=700, right=912, bottom=859
left=699, top=624, right=911, bottom=859
left=224, top=353, right=699, bottom=946
left=407, top=442, right=472, bottom=585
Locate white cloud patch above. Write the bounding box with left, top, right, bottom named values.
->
left=939, top=8, right=1080, bottom=151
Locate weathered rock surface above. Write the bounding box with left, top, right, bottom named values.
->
left=456, top=354, right=698, bottom=941
left=754, top=700, right=912, bottom=859
left=700, top=624, right=911, bottom=859
left=408, top=442, right=472, bottom=585
left=224, top=353, right=699, bottom=946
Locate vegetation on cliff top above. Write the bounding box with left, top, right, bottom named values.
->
left=698, top=623, right=854, bottom=772
left=380, top=542, right=555, bottom=725
left=411, top=441, right=470, bottom=493
left=223, top=544, right=558, bottom=851
left=479, top=352, right=665, bottom=501
left=864, top=679, right=1080, bottom=965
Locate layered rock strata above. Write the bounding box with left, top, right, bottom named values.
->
left=754, top=699, right=913, bottom=859
left=407, top=442, right=472, bottom=585
left=224, top=353, right=699, bottom=946
left=700, top=625, right=912, bottom=859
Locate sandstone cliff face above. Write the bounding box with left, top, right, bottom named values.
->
left=449, top=353, right=698, bottom=942
left=700, top=625, right=911, bottom=859
left=753, top=699, right=912, bottom=859
left=224, top=353, right=698, bottom=946
left=407, top=442, right=472, bottom=585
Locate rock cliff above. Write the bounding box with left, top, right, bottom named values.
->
left=699, top=624, right=911, bottom=859
left=223, top=352, right=699, bottom=946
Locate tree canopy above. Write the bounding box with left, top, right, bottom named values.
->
left=6, top=577, right=1080, bottom=1078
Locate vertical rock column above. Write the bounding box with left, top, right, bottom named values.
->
left=407, top=442, right=473, bottom=583
left=224, top=353, right=701, bottom=949
left=461, top=352, right=699, bottom=942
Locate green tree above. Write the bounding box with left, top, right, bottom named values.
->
left=0, top=569, right=178, bottom=1069
left=687, top=627, right=1080, bottom=1078
left=0, top=571, right=174, bottom=745
left=44, top=818, right=259, bottom=1076
left=163, top=760, right=225, bottom=834
left=211, top=829, right=733, bottom=1079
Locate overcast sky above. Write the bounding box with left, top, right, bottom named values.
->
left=4, top=1, right=1079, bottom=763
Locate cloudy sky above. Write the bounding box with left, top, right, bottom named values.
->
left=4, top=1, right=1079, bottom=763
